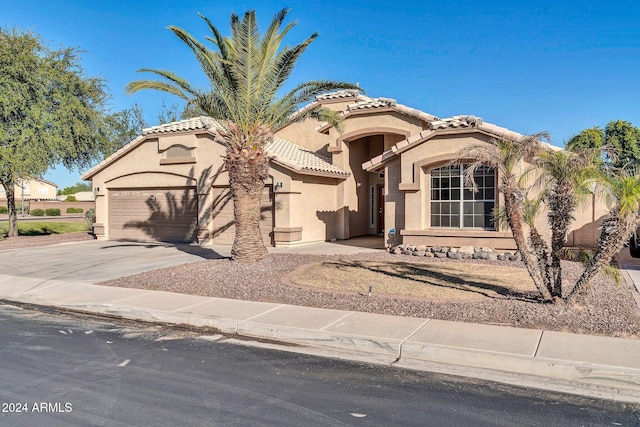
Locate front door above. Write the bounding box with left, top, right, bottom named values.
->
left=377, top=185, right=385, bottom=234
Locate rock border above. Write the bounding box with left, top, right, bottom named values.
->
left=390, top=244, right=521, bottom=262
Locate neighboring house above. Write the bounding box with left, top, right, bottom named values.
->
left=0, top=177, right=58, bottom=202
left=81, top=90, right=606, bottom=248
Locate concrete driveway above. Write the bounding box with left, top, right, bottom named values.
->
left=0, top=240, right=224, bottom=285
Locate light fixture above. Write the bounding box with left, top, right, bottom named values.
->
left=274, top=182, right=283, bottom=191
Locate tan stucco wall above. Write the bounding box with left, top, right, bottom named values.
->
left=89, top=132, right=227, bottom=240
left=0, top=179, right=57, bottom=201
left=385, top=131, right=610, bottom=250
left=87, top=130, right=345, bottom=245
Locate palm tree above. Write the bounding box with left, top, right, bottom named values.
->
left=126, top=9, right=359, bottom=261
left=567, top=171, right=640, bottom=302
left=461, top=133, right=553, bottom=302
left=532, top=147, right=602, bottom=297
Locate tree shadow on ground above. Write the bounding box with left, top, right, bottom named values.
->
left=100, top=241, right=226, bottom=260
left=16, top=226, right=55, bottom=236
left=321, top=260, right=542, bottom=302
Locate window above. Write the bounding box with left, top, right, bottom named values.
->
left=430, top=165, right=495, bottom=229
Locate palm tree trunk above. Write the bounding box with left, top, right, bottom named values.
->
left=547, top=183, right=575, bottom=298
left=227, top=147, right=270, bottom=262
left=503, top=186, right=553, bottom=302
left=567, top=215, right=630, bottom=303
left=529, top=227, right=553, bottom=295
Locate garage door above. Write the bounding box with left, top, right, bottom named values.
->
left=109, top=188, right=198, bottom=242
left=211, top=186, right=273, bottom=246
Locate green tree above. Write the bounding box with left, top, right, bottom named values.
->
left=58, top=181, right=93, bottom=195
left=566, top=127, right=604, bottom=151
left=0, top=28, right=107, bottom=237
left=127, top=9, right=359, bottom=261
left=567, top=121, right=640, bottom=168
left=605, top=120, right=640, bottom=168
left=101, top=103, right=147, bottom=158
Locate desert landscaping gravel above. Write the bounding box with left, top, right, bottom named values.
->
left=3, top=234, right=640, bottom=338
left=100, top=250, right=640, bottom=339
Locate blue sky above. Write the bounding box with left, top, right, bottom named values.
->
left=3, top=1, right=640, bottom=189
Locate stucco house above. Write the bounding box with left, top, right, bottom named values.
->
left=81, top=90, right=606, bottom=249
left=0, top=177, right=58, bottom=202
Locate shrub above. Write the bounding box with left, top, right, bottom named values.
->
left=85, top=208, right=96, bottom=232
left=31, top=208, right=45, bottom=216
left=45, top=208, right=61, bottom=216
left=64, top=195, right=77, bottom=202
left=0, top=206, right=7, bottom=214
left=66, top=207, right=83, bottom=214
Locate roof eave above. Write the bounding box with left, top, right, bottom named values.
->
left=270, top=156, right=349, bottom=180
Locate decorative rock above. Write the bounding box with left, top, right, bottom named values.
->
left=473, top=251, right=489, bottom=260
left=447, top=251, right=461, bottom=259
left=473, top=246, right=481, bottom=253
left=424, top=252, right=434, bottom=258
left=488, top=253, right=498, bottom=261
left=497, top=254, right=507, bottom=261
left=392, top=246, right=402, bottom=255
left=461, top=253, right=472, bottom=259
left=412, top=250, right=425, bottom=256
left=416, top=245, right=428, bottom=252
left=508, top=254, right=519, bottom=262
left=434, top=252, right=447, bottom=258
left=431, top=246, right=442, bottom=253
left=458, top=246, right=474, bottom=255
left=481, top=247, right=495, bottom=253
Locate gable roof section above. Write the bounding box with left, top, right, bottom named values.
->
left=82, top=116, right=349, bottom=180
left=142, top=116, right=223, bottom=135
left=315, top=96, right=439, bottom=133
left=362, top=115, right=559, bottom=172
left=28, top=177, right=58, bottom=187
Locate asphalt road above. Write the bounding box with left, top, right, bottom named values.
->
left=0, top=303, right=637, bottom=427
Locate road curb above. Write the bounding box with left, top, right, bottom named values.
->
left=3, top=297, right=640, bottom=404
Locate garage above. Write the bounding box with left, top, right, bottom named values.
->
left=211, top=186, right=274, bottom=246
left=109, top=188, right=198, bottom=242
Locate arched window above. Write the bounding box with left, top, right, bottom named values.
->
left=430, top=165, right=495, bottom=229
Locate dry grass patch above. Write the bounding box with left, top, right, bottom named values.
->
left=289, top=260, right=538, bottom=302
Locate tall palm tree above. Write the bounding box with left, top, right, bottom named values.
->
left=568, top=171, right=640, bottom=302
left=126, top=9, right=359, bottom=261
left=461, top=133, right=553, bottom=302
left=532, top=147, right=602, bottom=297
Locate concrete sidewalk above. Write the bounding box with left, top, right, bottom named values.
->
left=1, top=272, right=639, bottom=404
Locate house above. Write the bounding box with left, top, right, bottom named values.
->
left=81, top=90, right=606, bottom=248
left=0, top=177, right=58, bottom=202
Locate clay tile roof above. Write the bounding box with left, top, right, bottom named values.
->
left=429, top=115, right=483, bottom=130
left=142, top=116, right=223, bottom=135
left=347, top=97, right=397, bottom=110
left=83, top=116, right=349, bottom=180
left=265, top=137, right=350, bottom=178
left=315, top=89, right=362, bottom=101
